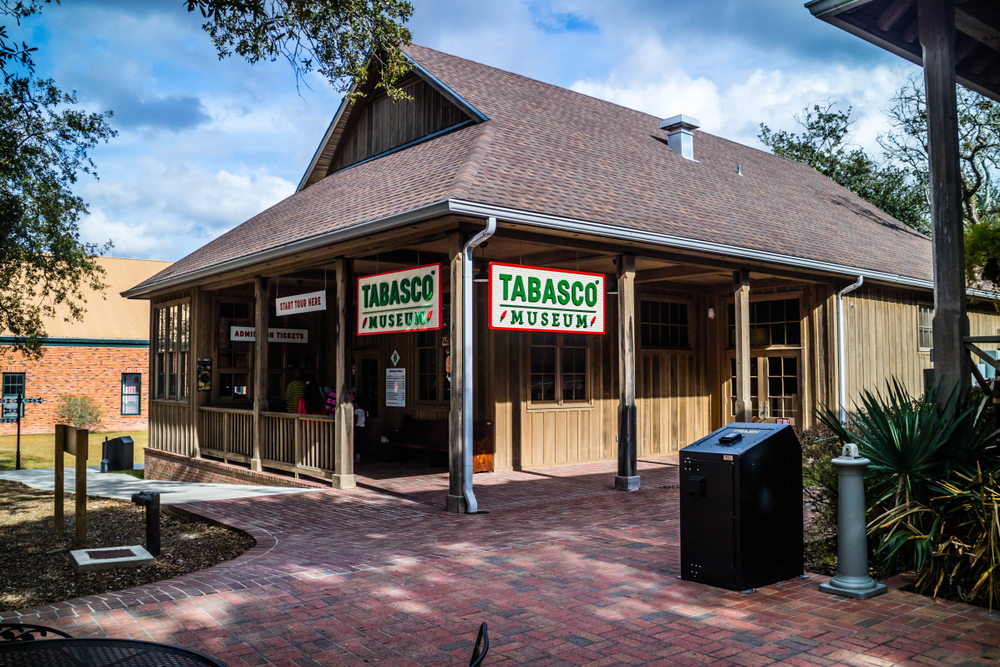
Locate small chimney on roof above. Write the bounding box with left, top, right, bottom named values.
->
left=659, top=114, right=700, bottom=160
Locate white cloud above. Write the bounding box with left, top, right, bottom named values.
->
left=569, top=35, right=917, bottom=155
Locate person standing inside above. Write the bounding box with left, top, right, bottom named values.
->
left=298, top=379, right=326, bottom=415
left=284, top=369, right=305, bottom=413
left=353, top=398, right=368, bottom=463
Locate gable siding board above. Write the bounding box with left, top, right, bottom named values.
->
left=331, top=79, right=469, bottom=172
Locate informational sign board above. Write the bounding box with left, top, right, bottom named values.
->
left=276, top=290, right=326, bottom=316
left=358, top=264, right=442, bottom=336
left=230, top=327, right=309, bottom=343
left=385, top=368, right=406, bottom=407
left=776, top=418, right=792, bottom=425
left=488, top=262, right=606, bottom=334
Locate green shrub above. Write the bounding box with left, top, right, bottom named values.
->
left=818, top=378, right=1000, bottom=599
left=55, top=394, right=104, bottom=432
left=800, top=425, right=841, bottom=576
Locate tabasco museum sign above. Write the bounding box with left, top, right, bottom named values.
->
left=358, top=263, right=442, bottom=335
left=489, top=262, right=605, bottom=334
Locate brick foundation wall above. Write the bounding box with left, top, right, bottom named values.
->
left=144, top=448, right=326, bottom=489
left=0, top=346, right=149, bottom=435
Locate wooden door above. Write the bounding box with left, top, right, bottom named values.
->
left=727, top=353, right=801, bottom=426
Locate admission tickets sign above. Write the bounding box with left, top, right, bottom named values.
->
left=357, top=263, right=442, bottom=336
left=488, top=262, right=605, bottom=334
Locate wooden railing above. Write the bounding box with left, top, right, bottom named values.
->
left=260, top=412, right=337, bottom=477
left=965, top=336, right=1000, bottom=394
left=150, top=401, right=195, bottom=456
left=196, top=407, right=337, bottom=478
left=200, top=407, right=254, bottom=462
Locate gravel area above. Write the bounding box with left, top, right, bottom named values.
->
left=0, top=479, right=255, bottom=612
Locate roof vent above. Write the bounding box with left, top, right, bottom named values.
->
left=659, top=114, right=700, bottom=160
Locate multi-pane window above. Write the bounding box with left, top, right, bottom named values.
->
left=640, top=300, right=689, bottom=348
left=121, top=373, right=141, bottom=416
left=728, top=298, right=801, bottom=347
left=417, top=330, right=438, bottom=401
left=216, top=301, right=249, bottom=401
left=919, top=305, right=933, bottom=349
left=530, top=333, right=588, bottom=403
left=154, top=302, right=190, bottom=401
left=768, top=356, right=799, bottom=420
left=2, top=373, right=25, bottom=417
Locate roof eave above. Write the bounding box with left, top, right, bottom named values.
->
left=126, top=198, right=998, bottom=302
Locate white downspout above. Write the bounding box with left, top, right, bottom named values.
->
left=460, top=216, right=496, bottom=513
left=837, top=276, right=864, bottom=423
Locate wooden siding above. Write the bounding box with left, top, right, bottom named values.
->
left=842, top=286, right=931, bottom=408
left=331, top=77, right=468, bottom=172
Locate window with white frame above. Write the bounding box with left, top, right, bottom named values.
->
left=121, top=373, right=141, bottom=415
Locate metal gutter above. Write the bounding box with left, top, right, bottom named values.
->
left=445, top=200, right=1000, bottom=299
left=121, top=200, right=452, bottom=299
left=0, top=337, right=149, bottom=348
left=805, top=0, right=877, bottom=18
left=836, top=276, right=865, bottom=423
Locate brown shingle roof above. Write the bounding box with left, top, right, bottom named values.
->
left=133, top=43, right=932, bottom=292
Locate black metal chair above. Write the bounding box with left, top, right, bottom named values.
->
left=0, top=623, right=74, bottom=642
left=469, top=622, right=489, bottom=667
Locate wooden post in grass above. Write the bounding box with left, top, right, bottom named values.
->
left=54, top=424, right=89, bottom=546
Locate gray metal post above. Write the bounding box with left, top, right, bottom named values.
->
left=818, top=444, right=887, bottom=600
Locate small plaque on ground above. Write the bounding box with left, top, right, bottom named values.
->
left=70, top=545, right=155, bottom=574
left=86, top=548, right=136, bottom=560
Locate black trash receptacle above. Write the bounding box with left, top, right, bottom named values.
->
left=680, top=422, right=802, bottom=591
left=102, top=436, right=135, bottom=471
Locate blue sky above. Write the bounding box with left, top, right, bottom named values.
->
left=15, top=0, right=920, bottom=262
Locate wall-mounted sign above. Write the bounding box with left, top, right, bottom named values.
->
left=197, top=358, right=212, bottom=392
left=386, top=368, right=406, bottom=407
left=276, top=290, right=326, bottom=316
left=358, top=263, right=442, bottom=336
left=230, top=327, right=309, bottom=343
left=488, top=262, right=606, bottom=334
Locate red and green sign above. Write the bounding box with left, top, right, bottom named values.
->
left=357, top=264, right=442, bottom=335
left=488, top=262, right=605, bottom=334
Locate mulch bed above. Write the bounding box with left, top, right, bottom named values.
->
left=0, top=479, right=255, bottom=612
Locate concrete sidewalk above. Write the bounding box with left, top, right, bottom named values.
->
left=0, top=467, right=314, bottom=504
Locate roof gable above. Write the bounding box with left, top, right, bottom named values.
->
left=298, top=58, right=487, bottom=190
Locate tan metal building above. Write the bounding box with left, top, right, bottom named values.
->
left=124, top=45, right=1000, bottom=511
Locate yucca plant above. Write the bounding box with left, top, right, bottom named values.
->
left=876, top=465, right=1000, bottom=609
left=818, top=378, right=998, bottom=574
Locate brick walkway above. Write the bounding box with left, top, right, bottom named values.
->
left=4, top=456, right=1000, bottom=666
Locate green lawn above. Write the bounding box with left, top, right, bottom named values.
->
left=0, top=431, right=147, bottom=471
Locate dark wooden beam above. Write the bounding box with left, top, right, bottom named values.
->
left=955, top=35, right=980, bottom=64
left=904, top=17, right=919, bottom=43
left=957, top=9, right=1000, bottom=53
left=920, top=0, right=972, bottom=397
left=354, top=247, right=451, bottom=267
left=615, top=254, right=639, bottom=491
left=510, top=249, right=609, bottom=267
left=968, top=47, right=998, bottom=74
left=878, top=0, right=914, bottom=32
left=634, top=266, right=723, bottom=283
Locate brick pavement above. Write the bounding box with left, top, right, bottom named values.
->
left=4, top=455, right=1000, bottom=666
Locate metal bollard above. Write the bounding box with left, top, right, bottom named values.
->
left=100, top=438, right=110, bottom=474
left=130, top=491, right=161, bottom=557
left=818, top=444, right=887, bottom=599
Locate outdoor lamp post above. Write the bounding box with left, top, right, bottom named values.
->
left=818, top=443, right=887, bottom=600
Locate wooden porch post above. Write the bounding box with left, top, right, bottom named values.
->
left=190, top=287, right=207, bottom=459
left=733, top=269, right=752, bottom=422
left=616, top=253, right=639, bottom=491
left=252, top=276, right=268, bottom=471
left=918, top=0, right=970, bottom=398
left=447, top=232, right=468, bottom=512
left=333, top=257, right=356, bottom=489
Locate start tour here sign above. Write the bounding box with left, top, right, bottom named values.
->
left=358, top=263, right=442, bottom=335
left=489, top=262, right=605, bottom=334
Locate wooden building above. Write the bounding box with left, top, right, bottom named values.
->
left=124, top=45, right=1000, bottom=511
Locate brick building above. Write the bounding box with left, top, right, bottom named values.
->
left=1, top=257, right=171, bottom=435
